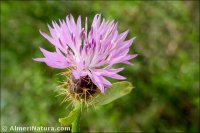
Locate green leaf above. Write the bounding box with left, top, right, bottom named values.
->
left=59, top=103, right=82, bottom=126
left=92, top=81, right=134, bottom=106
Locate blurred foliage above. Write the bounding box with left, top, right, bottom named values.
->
left=1, top=1, right=199, bottom=132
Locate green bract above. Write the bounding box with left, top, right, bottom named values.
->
left=92, top=81, right=134, bottom=106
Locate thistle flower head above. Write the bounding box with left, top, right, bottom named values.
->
left=34, top=14, right=137, bottom=93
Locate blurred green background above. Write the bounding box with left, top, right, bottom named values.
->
left=1, top=1, right=199, bottom=132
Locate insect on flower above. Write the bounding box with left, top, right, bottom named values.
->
left=34, top=14, right=137, bottom=103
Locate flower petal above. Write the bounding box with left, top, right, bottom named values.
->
left=34, top=47, right=70, bottom=69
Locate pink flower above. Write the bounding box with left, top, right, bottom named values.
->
left=34, top=14, right=137, bottom=93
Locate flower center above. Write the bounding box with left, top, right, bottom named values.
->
left=70, top=75, right=99, bottom=99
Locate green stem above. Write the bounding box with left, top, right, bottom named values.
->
left=72, top=102, right=82, bottom=132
